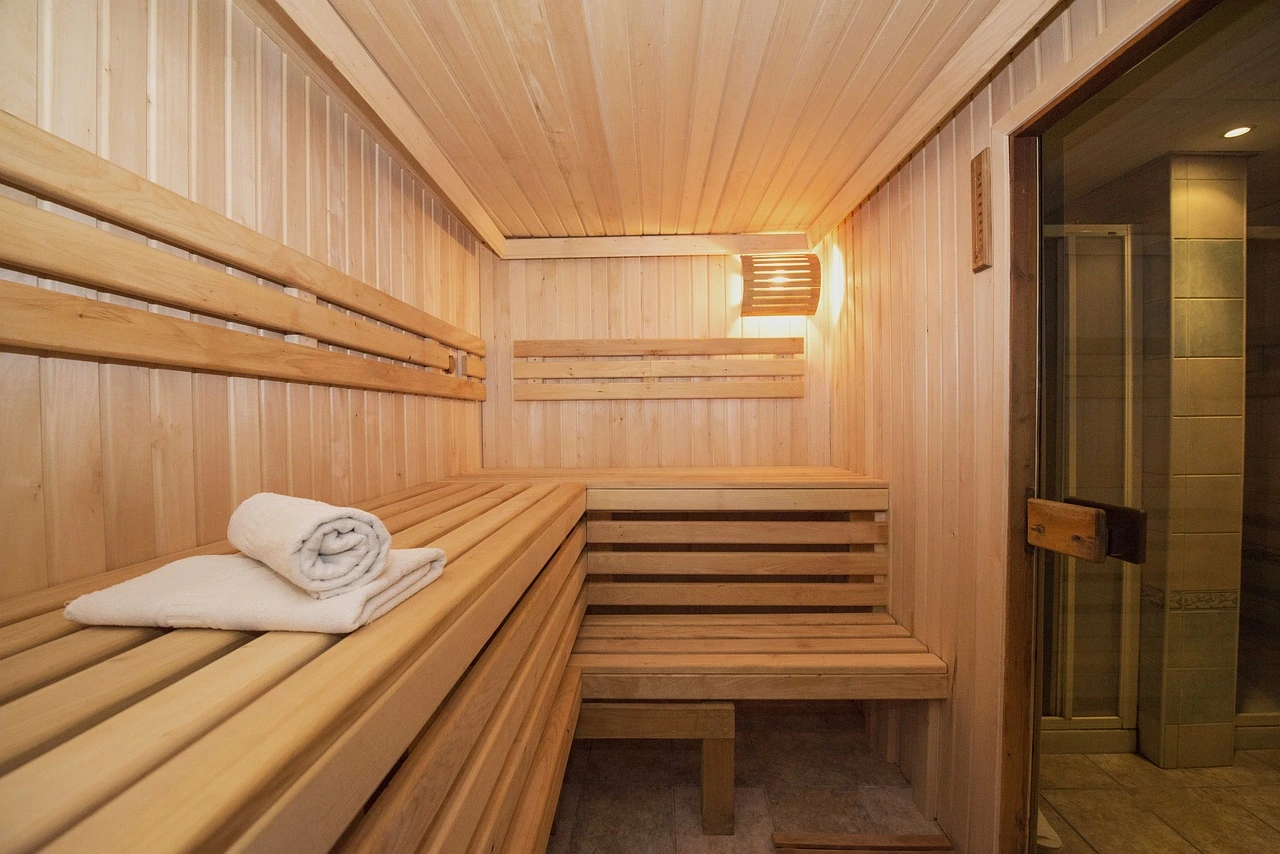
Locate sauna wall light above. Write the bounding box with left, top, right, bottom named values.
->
left=1223, top=126, right=1253, bottom=138
left=741, top=253, right=822, bottom=317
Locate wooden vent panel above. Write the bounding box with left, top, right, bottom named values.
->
left=741, top=254, right=821, bottom=317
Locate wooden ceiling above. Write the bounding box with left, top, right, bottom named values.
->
left=328, top=0, right=1003, bottom=239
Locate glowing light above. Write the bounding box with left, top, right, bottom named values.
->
left=1223, top=126, right=1252, bottom=138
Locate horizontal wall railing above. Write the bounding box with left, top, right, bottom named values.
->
left=0, top=109, right=485, bottom=402
left=512, top=337, right=805, bottom=401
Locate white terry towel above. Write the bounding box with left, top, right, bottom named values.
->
left=229, top=492, right=402, bottom=598
left=64, top=550, right=445, bottom=634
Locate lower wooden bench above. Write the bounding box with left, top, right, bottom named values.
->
left=0, top=480, right=587, bottom=854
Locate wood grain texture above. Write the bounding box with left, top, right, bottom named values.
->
left=482, top=256, right=833, bottom=467
left=514, top=380, right=804, bottom=401
left=310, top=0, right=1005, bottom=238
left=810, top=1, right=1176, bottom=849
left=0, top=0, right=484, bottom=597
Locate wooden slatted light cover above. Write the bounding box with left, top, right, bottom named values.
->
left=740, top=253, right=821, bottom=316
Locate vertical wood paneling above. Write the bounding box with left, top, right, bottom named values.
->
left=812, top=1, right=1137, bottom=850
left=0, top=0, right=483, bottom=597
left=479, top=253, right=835, bottom=467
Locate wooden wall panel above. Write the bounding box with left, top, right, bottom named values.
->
left=479, top=254, right=836, bottom=468
left=813, top=1, right=1176, bottom=850
left=0, top=0, right=482, bottom=598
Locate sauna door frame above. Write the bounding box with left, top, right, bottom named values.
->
left=1003, top=0, right=1219, bottom=849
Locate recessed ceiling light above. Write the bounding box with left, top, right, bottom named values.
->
left=1223, top=126, right=1253, bottom=138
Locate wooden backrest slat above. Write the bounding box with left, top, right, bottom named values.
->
left=0, top=627, right=163, bottom=704
left=336, top=530, right=586, bottom=853
left=0, top=629, right=251, bottom=774
left=0, top=110, right=483, bottom=355
left=514, top=338, right=804, bottom=357
left=586, top=582, right=887, bottom=609
left=44, top=485, right=584, bottom=853
left=514, top=358, right=805, bottom=380
left=515, top=380, right=805, bottom=401
left=0, top=197, right=452, bottom=370
left=0, top=632, right=336, bottom=854
left=0, top=280, right=485, bottom=400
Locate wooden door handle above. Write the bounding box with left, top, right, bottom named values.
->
left=1026, top=498, right=1107, bottom=562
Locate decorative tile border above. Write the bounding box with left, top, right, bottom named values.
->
left=1140, top=584, right=1165, bottom=609
left=1169, top=589, right=1239, bottom=610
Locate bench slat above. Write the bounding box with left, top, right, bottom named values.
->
left=466, top=593, right=588, bottom=853
left=0, top=632, right=336, bottom=853
left=334, top=530, right=586, bottom=853
left=571, top=652, right=946, bottom=675
left=587, top=488, right=888, bottom=512
left=586, top=551, right=886, bottom=576
left=587, top=520, right=887, bottom=545
left=0, top=628, right=251, bottom=774
left=573, top=637, right=928, bottom=655
left=586, top=582, right=887, bottom=608
left=422, top=590, right=587, bottom=854
left=0, top=481, right=450, bottom=629
left=579, top=672, right=950, bottom=701
left=45, top=485, right=584, bottom=854
left=581, top=612, right=898, bottom=626
left=498, top=667, right=582, bottom=854
left=0, top=610, right=80, bottom=659
left=576, top=624, right=911, bottom=641
left=0, top=626, right=163, bottom=704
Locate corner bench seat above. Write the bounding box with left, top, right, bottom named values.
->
left=572, top=613, right=948, bottom=700
left=0, top=480, right=587, bottom=854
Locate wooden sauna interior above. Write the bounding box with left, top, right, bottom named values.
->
left=0, top=1, right=1210, bottom=852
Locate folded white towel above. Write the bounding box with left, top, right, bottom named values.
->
left=228, top=492, right=396, bottom=598
left=64, top=550, right=444, bottom=634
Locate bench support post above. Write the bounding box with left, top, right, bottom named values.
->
left=700, top=736, right=734, bottom=834
left=575, top=700, right=736, bottom=835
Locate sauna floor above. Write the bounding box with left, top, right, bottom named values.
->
left=1038, top=750, right=1280, bottom=853
left=547, top=700, right=941, bottom=853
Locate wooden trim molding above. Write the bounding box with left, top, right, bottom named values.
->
left=502, top=233, right=808, bottom=259
left=1003, top=134, right=1040, bottom=854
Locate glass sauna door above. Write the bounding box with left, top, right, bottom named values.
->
left=1040, top=227, right=1140, bottom=747
left=1039, top=0, right=1279, bottom=773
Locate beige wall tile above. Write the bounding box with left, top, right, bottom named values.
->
left=1174, top=722, right=1235, bottom=767
left=1172, top=416, right=1244, bottom=475
left=1172, top=474, right=1243, bottom=534
left=1184, top=180, right=1246, bottom=239
left=1173, top=358, right=1245, bottom=416
left=1177, top=532, right=1243, bottom=590
left=1173, top=239, right=1245, bottom=298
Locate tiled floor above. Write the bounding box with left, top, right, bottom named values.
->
left=1038, top=750, right=1280, bottom=853
left=547, top=700, right=942, bottom=853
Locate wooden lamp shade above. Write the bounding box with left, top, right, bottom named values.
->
left=740, top=253, right=822, bottom=316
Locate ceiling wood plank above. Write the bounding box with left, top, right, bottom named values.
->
left=504, top=233, right=809, bottom=260
left=805, top=0, right=1059, bottom=243
left=255, top=0, right=507, bottom=254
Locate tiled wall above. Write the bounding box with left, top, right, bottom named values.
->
left=1142, top=155, right=1248, bottom=767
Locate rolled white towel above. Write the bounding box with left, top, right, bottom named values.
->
left=64, top=551, right=444, bottom=634
left=228, top=492, right=394, bottom=598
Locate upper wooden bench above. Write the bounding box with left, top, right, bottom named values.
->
left=0, top=480, right=585, bottom=854
left=453, top=468, right=949, bottom=702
